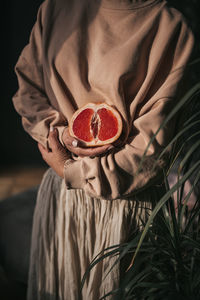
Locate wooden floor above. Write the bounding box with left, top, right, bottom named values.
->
left=0, top=165, right=47, bottom=201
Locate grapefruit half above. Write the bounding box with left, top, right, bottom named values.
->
left=69, top=103, right=122, bottom=146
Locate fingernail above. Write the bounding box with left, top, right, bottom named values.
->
left=108, top=146, right=113, bottom=150
left=50, top=126, right=54, bottom=132
left=72, top=140, right=78, bottom=147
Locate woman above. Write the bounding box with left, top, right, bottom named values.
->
left=13, top=0, right=194, bottom=299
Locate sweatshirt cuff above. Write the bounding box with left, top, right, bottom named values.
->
left=55, top=125, right=67, bottom=146
left=64, top=158, right=85, bottom=189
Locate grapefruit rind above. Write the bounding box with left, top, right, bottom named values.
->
left=69, top=103, right=122, bottom=147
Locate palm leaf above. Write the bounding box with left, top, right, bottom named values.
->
left=128, top=160, right=200, bottom=269
left=137, top=82, right=200, bottom=175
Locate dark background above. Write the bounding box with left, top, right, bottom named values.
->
left=1, top=0, right=44, bottom=167
left=1, top=0, right=200, bottom=167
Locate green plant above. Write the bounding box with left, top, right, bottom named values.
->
left=81, top=65, right=200, bottom=299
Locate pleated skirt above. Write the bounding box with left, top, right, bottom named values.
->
left=27, top=168, right=162, bottom=300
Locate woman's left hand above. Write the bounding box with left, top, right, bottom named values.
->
left=62, top=127, right=113, bottom=157
left=38, top=128, right=70, bottom=178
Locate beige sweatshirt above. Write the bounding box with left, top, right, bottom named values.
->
left=13, top=0, right=194, bottom=200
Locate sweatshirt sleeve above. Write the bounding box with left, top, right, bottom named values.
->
left=12, top=1, right=66, bottom=147
left=64, top=17, right=195, bottom=200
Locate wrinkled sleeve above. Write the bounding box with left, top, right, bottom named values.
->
left=64, top=19, right=194, bottom=200
left=12, top=1, right=66, bottom=147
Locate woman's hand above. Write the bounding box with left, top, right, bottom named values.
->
left=62, top=127, right=113, bottom=157
left=38, top=128, right=70, bottom=178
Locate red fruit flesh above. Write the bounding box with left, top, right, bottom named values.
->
left=72, top=108, right=94, bottom=142
left=98, top=108, right=118, bottom=141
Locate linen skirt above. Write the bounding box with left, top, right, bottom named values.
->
left=27, top=168, right=161, bottom=300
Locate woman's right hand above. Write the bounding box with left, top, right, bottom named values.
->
left=38, top=128, right=71, bottom=178
left=62, top=127, right=113, bottom=158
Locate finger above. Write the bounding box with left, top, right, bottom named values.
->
left=66, top=144, right=113, bottom=157
left=80, top=144, right=113, bottom=157
left=38, top=143, right=49, bottom=157
left=49, top=128, right=65, bottom=152
left=62, top=127, right=86, bottom=148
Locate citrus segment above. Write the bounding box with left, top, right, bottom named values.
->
left=97, top=108, right=119, bottom=141
left=72, top=108, right=93, bottom=142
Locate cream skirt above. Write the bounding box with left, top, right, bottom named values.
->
left=27, top=168, right=160, bottom=300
